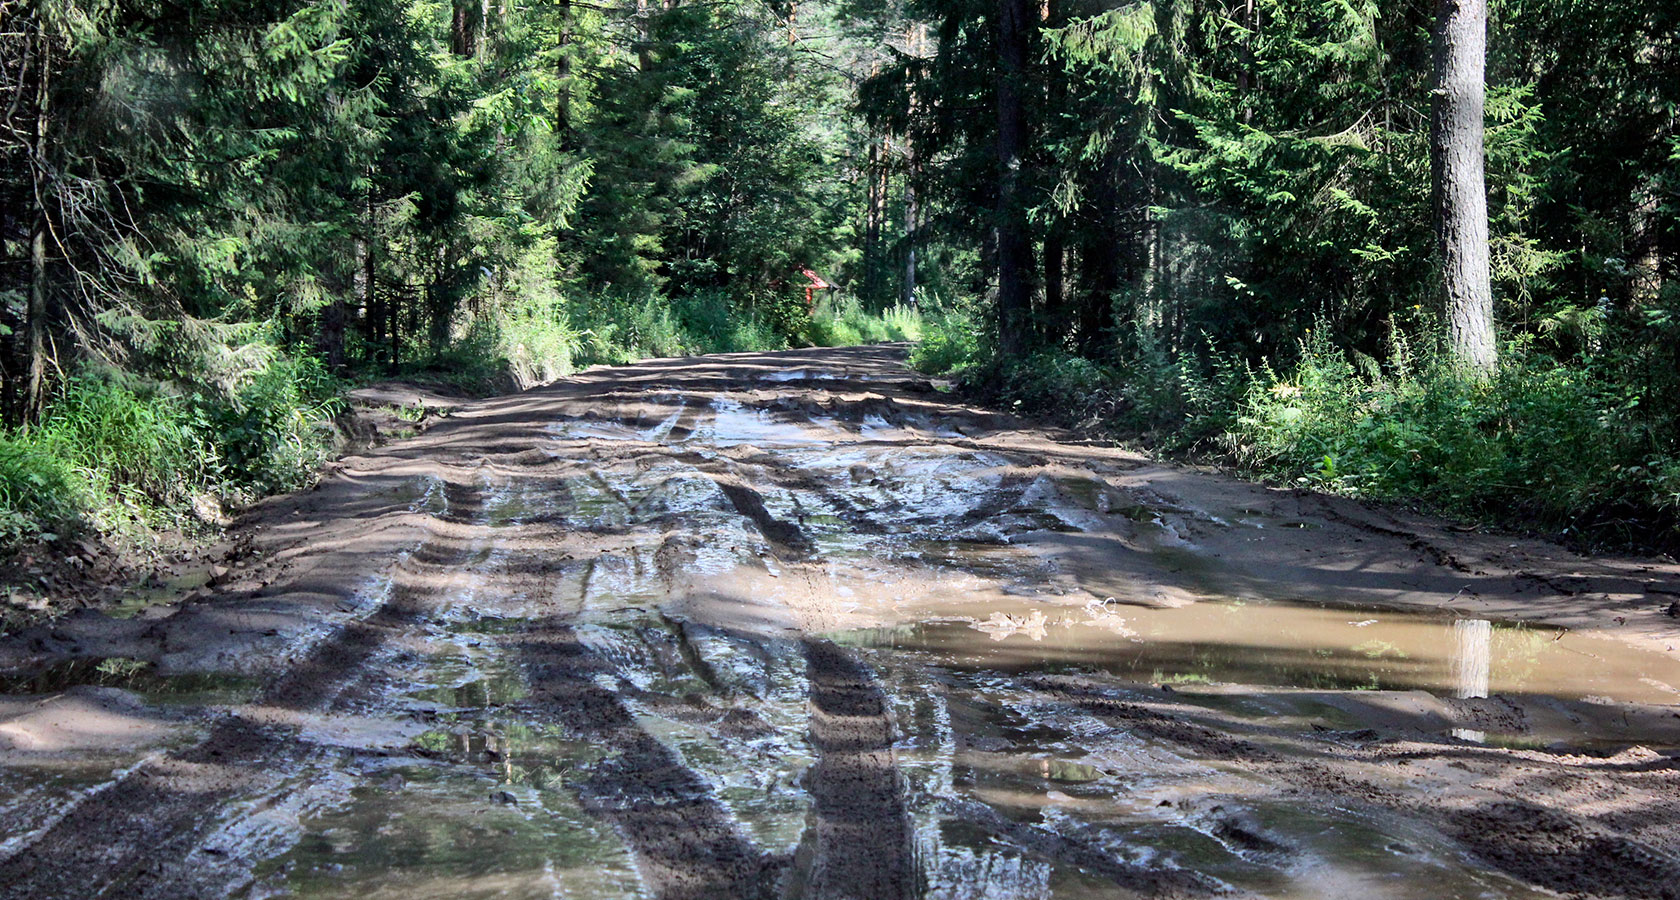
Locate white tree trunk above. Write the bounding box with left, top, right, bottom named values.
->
left=1431, top=0, right=1495, bottom=373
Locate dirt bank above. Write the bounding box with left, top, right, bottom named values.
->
left=0, top=344, right=1676, bottom=899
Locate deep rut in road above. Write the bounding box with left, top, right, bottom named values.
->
left=3, top=344, right=1680, bottom=900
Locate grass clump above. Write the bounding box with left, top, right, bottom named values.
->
left=807, top=297, right=922, bottom=347
left=0, top=347, right=341, bottom=546
left=1232, top=329, right=1667, bottom=538
left=0, top=437, right=87, bottom=542
left=915, top=314, right=1680, bottom=548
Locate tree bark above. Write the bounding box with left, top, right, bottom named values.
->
left=902, top=171, right=917, bottom=308
left=1431, top=0, right=1495, bottom=373
left=994, top=0, right=1034, bottom=358
left=1043, top=230, right=1063, bottom=336
left=1041, top=0, right=1063, bottom=339
left=902, top=26, right=923, bottom=309
left=321, top=291, right=346, bottom=372
left=451, top=0, right=481, bottom=56
left=863, top=135, right=881, bottom=302
left=556, top=0, right=574, bottom=146
left=24, top=29, right=50, bottom=422
left=356, top=201, right=377, bottom=357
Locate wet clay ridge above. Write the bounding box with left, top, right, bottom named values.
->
left=1, top=344, right=1678, bottom=900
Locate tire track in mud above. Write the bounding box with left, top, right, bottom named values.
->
left=0, top=479, right=492, bottom=900
left=796, top=639, right=916, bottom=900
left=515, top=617, right=786, bottom=900
left=864, top=656, right=1236, bottom=899
left=937, top=797, right=1235, bottom=899
left=716, top=477, right=815, bottom=557
left=1027, top=675, right=1680, bottom=900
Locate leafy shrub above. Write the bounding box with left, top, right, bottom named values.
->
left=909, top=308, right=982, bottom=375
left=996, top=350, right=1120, bottom=422
left=0, top=345, right=343, bottom=546
left=1233, top=328, right=1663, bottom=536
left=202, top=352, right=342, bottom=497
left=808, top=298, right=922, bottom=347
left=917, top=311, right=1678, bottom=545
left=0, top=437, right=86, bottom=541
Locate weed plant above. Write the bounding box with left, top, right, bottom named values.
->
left=913, top=313, right=1680, bottom=547
left=0, top=348, right=340, bottom=544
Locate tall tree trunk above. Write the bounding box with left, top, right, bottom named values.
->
left=902, top=26, right=923, bottom=309
left=902, top=169, right=917, bottom=308
left=556, top=0, right=574, bottom=146
left=353, top=231, right=373, bottom=345
left=451, top=0, right=481, bottom=56
left=1044, top=230, right=1064, bottom=335
left=864, top=136, right=882, bottom=302
left=429, top=245, right=452, bottom=353
left=1431, top=0, right=1495, bottom=373
left=321, top=292, right=346, bottom=372
left=1236, top=0, right=1258, bottom=124
left=636, top=0, right=653, bottom=71
left=1041, top=0, right=1063, bottom=339
left=24, top=31, right=50, bottom=422
left=995, top=0, right=1034, bottom=357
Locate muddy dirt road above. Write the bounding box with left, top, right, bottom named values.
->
left=4, top=344, right=1680, bottom=899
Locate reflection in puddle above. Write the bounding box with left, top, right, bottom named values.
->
left=869, top=655, right=1559, bottom=900
left=264, top=760, right=643, bottom=900
left=838, top=599, right=1680, bottom=707
left=1450, top=619, right=1492, bottom=741
left=0, top=657, right=260, bottom=705
left=1451, top=619, right=1492, bottom=700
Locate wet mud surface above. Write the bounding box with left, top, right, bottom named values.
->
left=3, top=344, right=1679, bottom=899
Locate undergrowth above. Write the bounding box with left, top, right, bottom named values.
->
left=0, top=349, right=340, bottom=546
left=912, top=309, right=1680, bottom=549
left=3, top=289, right=928, bottom=556
left=806, top=297, right=922, bottom=347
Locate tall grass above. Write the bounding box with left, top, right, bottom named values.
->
left=0, top=349, right=341, bottom=544
left=915, top=314, right=1680, bottom=546
left=806, top=297, right=922, bottom=347
left=1231, top=330, right=1672, bottom=533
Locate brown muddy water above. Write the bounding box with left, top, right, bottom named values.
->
left=2, top=346, right=1678, bottom=900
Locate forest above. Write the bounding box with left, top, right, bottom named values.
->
left=5, top=3, right=1680, bottom=896
left=2, top=0, right=1678, bottom=551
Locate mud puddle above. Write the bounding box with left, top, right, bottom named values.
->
left=5, top=346, right=1680, bottom=900
left=866, top=654, right=1561, bottom=900
left=840, top=597, right=1680, bottom=748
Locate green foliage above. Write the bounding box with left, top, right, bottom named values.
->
left=1231, top=332, right=1664, bottom=535
left=569, top=292, right=793, bottom=365
left=38, top=378, right=209, bottom=508
left=909, top=308, right=984, bottom=377
left=200, top=352, right=342, bottom=497
left=807, top=298, right=922, bottom=347
left=425, top=300, right=583, bottom=394
left=0, top=438, right=86, bottom=543
left=995, top=351, right=1121, bottom=424
left=923, top=313, right=1680, bottom=545
left=0, top=348, right=341, bottom=543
